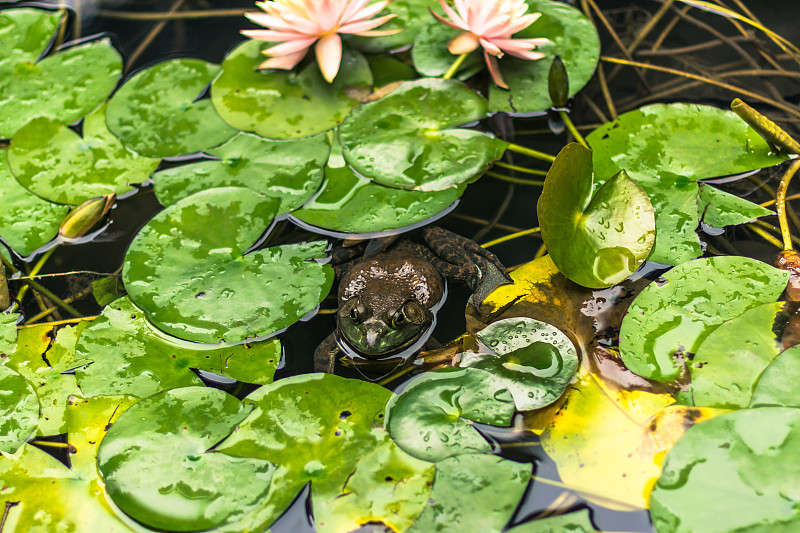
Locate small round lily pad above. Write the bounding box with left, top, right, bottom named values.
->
left=97, top=386, right=273, bottom=532
left=339, top=78, right=508, bottom=191
left=211, top=40, right=373, bottom=140
left=651, top=407, right=800, bottom=533
left=385, top=367, right=515, bottom=462
left=75, top=296, right=279, bottom=398
left=107, top=58, right=236, bottom=157
left=122, top=187, right=334, bottom=343
left=462, top=317, right=579, bottom=411
left=9, top=103, right=160, bottom=204
left=154, top=132, right=329, bottom=215
left=0, top=364, right=38, bottom=454
left=292, top=139, right=464, bottom=236
left=619, top=256, right=788, bottom=382
left=538, top=143, right=655, bottom=288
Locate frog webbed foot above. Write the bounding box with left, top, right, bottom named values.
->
left=313, top=332, right=340, bottom=373
left=419, top=227, right=512, bottom=307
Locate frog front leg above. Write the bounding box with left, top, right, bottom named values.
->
left=313, top=332, right=341, bottom=373
left=416, top=227, right=513, bottom=307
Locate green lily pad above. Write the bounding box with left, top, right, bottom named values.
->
left=0, top=9, right=60, bottom=71
left=348, top=0, right=438, bottom=53
left=366, top=54, right=418, bottom=87
left=411, top=21, right=485, bottom=79
left=1, top=147, right=69, bottom=257
left=211, top=40, right=372, bottom=140
left=0, top=22, right=121, bottom=139
left=75, top=296, right=279, bottom=398
left=751, top=344, right=800, bottom=408
left=408, top=453, right=531, bottom=533
left=218, top=374, right=429, bottom=532
left=697, top=183, right=773, bottom=228
left=292, top=138, right=464, bottom=235
left=153, top=132, right=329, bottom=215
left=97, top=386, right=273, bottom=532
left=107, top=58, right=237, bottom=158
left=461, top=317, right=578, bottom=411
left=619, top=256, right=788, bottom=382
left=340, top=78, right=507, bottom=191
left=679, top=302, right=787, bottom=409
left=650, top=407, right=800, bottom=533
left=9, top=104, right=160, bottom=205
left=122, top=187, right=333, bottom=343
left=488, top=0, right=600, bottom=114
left=586, top=104, right=785, bottom=265
left=507, top=510, right=597, bottom=533
left=538, top=143, right=655, bottom=288
left=385, top=367, right=515, bottom=462
left=0, top=364, right=38, bottom=454
left=0, top=312, right=17, bottom=353
left=5, top=323, right=85, bottom=435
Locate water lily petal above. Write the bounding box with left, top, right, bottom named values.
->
left=448, top=32, right=481, bottom=55
left=484, top=50, right=508, bottom=89
left=263, top=37, right=318, bottom=56
left=315, top=33, right=343, bottom=83
left=480, top=38, right=503, bottom=57
left=257, top=50, right=308, bottom=70
left=339, top=14, right=396, bottom=35
left=241, top=29, right=309, bottom=42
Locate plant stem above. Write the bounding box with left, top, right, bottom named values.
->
left=17, top=316, right=98, bottom=329
left=486, top=171, right=545, bottom=186
left=16, top=278, right=82, bottom=318
left=0, top=262, right=9, bottom=310
left=505, top=143, right=557, bottom=163
left=747, top=224, right=783, bottom=249
left=15, top=247, right=56, bottom=306
left=777, top=160, right=800, bottom=250
left=481, top=227, right=541, bottom=248
left=494, top=161, right=548, bottom=175
left=25, top=288, right=91, bottom=324
left=559, top=110, right=590, bottom=148
left=730, top=99, right=800, bottom=154
left=443, top=53, right=470, bottom=80
left=97, top=8, right=248, bottom=20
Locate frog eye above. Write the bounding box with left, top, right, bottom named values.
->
left=350, top=306, right=360, bottom=321
left=391, top=312, right=406, bottom=328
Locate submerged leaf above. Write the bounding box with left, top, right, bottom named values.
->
left=75, top=297, right=279, bottom=398
left=385, top=367, right=515, bottom=462
left=408, top=454, right=531, bottom=533
left=211, top=40, right=372, bottom=139
left=340, top=78, right=507, bottom=191
left=97, top=386, right=272, bottom=532
left=122, top=187, right=333, bottom=343
left=9, top=104, right=159, bottom=204
left=650, top=407, right=800, bottom=533
left=107, top=58, right=236, bottom=157
left=619, top=256, right=788, bottom=382
left=538, top=143, right=655, bottom=288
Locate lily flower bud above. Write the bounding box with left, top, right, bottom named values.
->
left=59, top=193, right=116, bottom=240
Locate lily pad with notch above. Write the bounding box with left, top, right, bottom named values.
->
left=461, top=316, right=579, bottom=411
left=0, top=364, right=38, bottom=454
left=211, top=40, right=373, bottom=140
left=678, top=301, right=788, bottom=409
left=619, top=256, right=788, bottom=382
left=0, top=9, right=122, bottom=138
left=292, top=138, right=465, bottom=235
left=650, top=407, right=800, bottom=533
left=586, top=103, right=785, bottom=265
left=75, top=296, right=279, bottom=398
left=122, top=187, right=334, bottom=344
left=538, top=143, right=655, bottom=289
left=488, top=0, right=600, bottom=114
left=218, top=374, right=430, bottom=532
left=9, top=104, right=160, bottom=205
left=385, top=367, right=516, bottom=462
left=154, top=132, right=329, bottom=215
left=97, top=386, right=274, bottom=532
left=339, top=78, right=508, bottom=191
left=107, top=58, right=237, bottom=158
left=411, top=21, right=485, bottom=79
left=408, top=453, right=531, bottom=533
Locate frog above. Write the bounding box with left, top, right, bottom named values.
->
left=313, top=227, right=512, bottom=374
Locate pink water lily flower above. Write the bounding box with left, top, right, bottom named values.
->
left=432, top=0, right=550, bottom=89
left=242, top=0, right=399, bottom=83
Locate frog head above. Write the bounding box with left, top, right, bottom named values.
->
left=336, top=295, right=433, bottom=358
